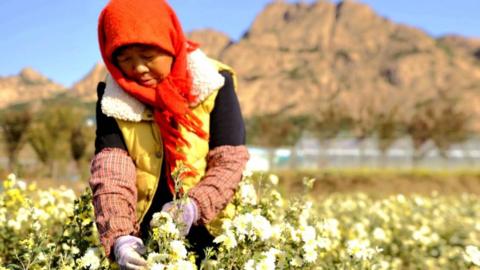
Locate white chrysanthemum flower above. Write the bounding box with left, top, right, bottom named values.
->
left=0, top=208, right=6, bottom=223
left=373, top=227, right=387, bottom=241
left=239, top=183, right=257, bottom=205
left=32, top=221, right=42, bottom=231
left=412, top=225, right=438, bottom=245
left=346, top=239, right=369, bottom=259
left=253, top=215, right=272, bottom=241
left=291, top=256, right=303, bottom=267
left=61, top=189, right=77, bottom=200
left=374, top=208, right=391, bottom=223
left=265, top=248, right=281, bottom=258
left=243, top=168, right=253, bottom=178
left=71, top=246, right=80, bottom=255
left=396, top=194, right=407, bottom=204
left=214, top=231, right=237, bottom=250
left=229, top=212, right=273, bottom=242
left=465, top=245, right=480, bottom=266
left=148, top=252, right=169, bottom=263
left=172, top=260, right=196, bottom=270
left=414, top=196, right=425, bottom=206
left=160, top=222, right=180, bottom=237
left=247, top=248, right=279, bottom=270
left=62, top=243, right=70, bottom=251
left=271, top=224, right=283, bottom=241
left=287, top=224, right=300, bottom=242
left=300, top=225, right=316, bottom=243
left=298, top=201, right=313, bottom=226
left=150, top=212, right=180, bottom=237
left=151, top=263, right=166, bottom=270
left=16, top=207, right=30, bottom=223
left=347, top=239, right=383, bottom=261
left=170, top=240, right=188, bottom=259
left=37, top=251, right=47, bottom=262
left=376, top=260, right=391, bottom=270
left=270, top=190, right=284, bottom=207
left=16, top=180, right=26, bottom=191
left=7, top=173, right=16, bottom=185
left=317, top=237, right=332, bottom=250
left=244, top=259, right=255, bottom=270
left=39, top=191, right=56, bottom=206
left=32, top=208, right=49, bottom=221
left=151, top=212, right=171, bottom=226
left=222, top=219, right=233, bottom=231
left=256, top=257, right=275, bottom=270
left=7, top=220, right=21, bottom=231
left=412, top=225, right=430, bottom=239
left=233, top=213, right=252, bottom=239
left=303, top=242, right=318, bottom=263
left=268, top=174, right=279, bottom=186
left=302, top=177, right=317, bottom=189
left=78, top=248, right=101, bottom=270
left=353, top=222, right=368, bottom=238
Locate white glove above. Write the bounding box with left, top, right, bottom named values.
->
left=114, top=235, right=148, bottom=270
left=161, top=198, right=199, bottom=236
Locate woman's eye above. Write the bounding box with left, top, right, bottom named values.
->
left=142, top=55, right=155, bottom=61
left=117, top=56, right=131, bottom=63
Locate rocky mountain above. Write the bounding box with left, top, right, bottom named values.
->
left=3, top=0, right=479, bottom=130
left=438, top=35, right=480, bottom=58
left=70, top=63, right=107, bottom=101
left=213, top=1, right=479, bottom=117
left=0, top=68, right=66, bottom=108
left=188, top=29, right=232, bottom=59
left=193, top=0, right=480, bottom=130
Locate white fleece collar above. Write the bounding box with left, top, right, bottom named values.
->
left=101, top=49, right=225, bottom=122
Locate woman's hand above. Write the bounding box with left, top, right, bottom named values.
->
left=160, top=198, right=199, bottom=236
left=114, top=235, right=148, bottom=270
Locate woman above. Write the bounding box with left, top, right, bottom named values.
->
left=89, top=0, right=249, bottom=268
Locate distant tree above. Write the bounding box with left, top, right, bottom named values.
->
left=28, top=105, right=83, bottom=177
left=70, top=118, right=95, bottom=180
left=307, top=98, right=350, bottom=167
left=246, top=108, right=306, bottom=169
left=28, top=122, right=56, bottom=175
left=405, top=99, right=436, bottom=165
left=345, top=90, right=378, bottom=165
left=405, top=93, right=471, bottom=165
left=430, top=95, right=471, bottom=158
left=286, top=115, right=310, bottom=168
left=375, top=105, right=404, bottom=167
left=0, top=108, right=32, bottom=173
left=346, top=87, right=411, bottom=167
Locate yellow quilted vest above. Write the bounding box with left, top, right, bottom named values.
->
left=115, top=59, right=237, bottom=236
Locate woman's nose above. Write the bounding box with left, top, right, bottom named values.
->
left=133, top=60, right=149, bottom=74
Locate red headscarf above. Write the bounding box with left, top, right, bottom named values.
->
left=98, top=0, right=207, bottom=193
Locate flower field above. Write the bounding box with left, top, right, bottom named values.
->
left=1, top=172, right=480, bottom=269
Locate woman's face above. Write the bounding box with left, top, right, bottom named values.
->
left=115, top=44, right=174, bottom=87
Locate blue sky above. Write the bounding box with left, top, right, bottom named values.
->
left=0, top=0, right=479, bottom=87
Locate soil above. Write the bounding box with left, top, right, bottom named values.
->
left=276, top=171, right=480, bottom=198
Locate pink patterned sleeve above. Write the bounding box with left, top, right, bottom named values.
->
left=89, top=147, right=139, bottom=259
left=188, top=145, right=250, bottom=224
